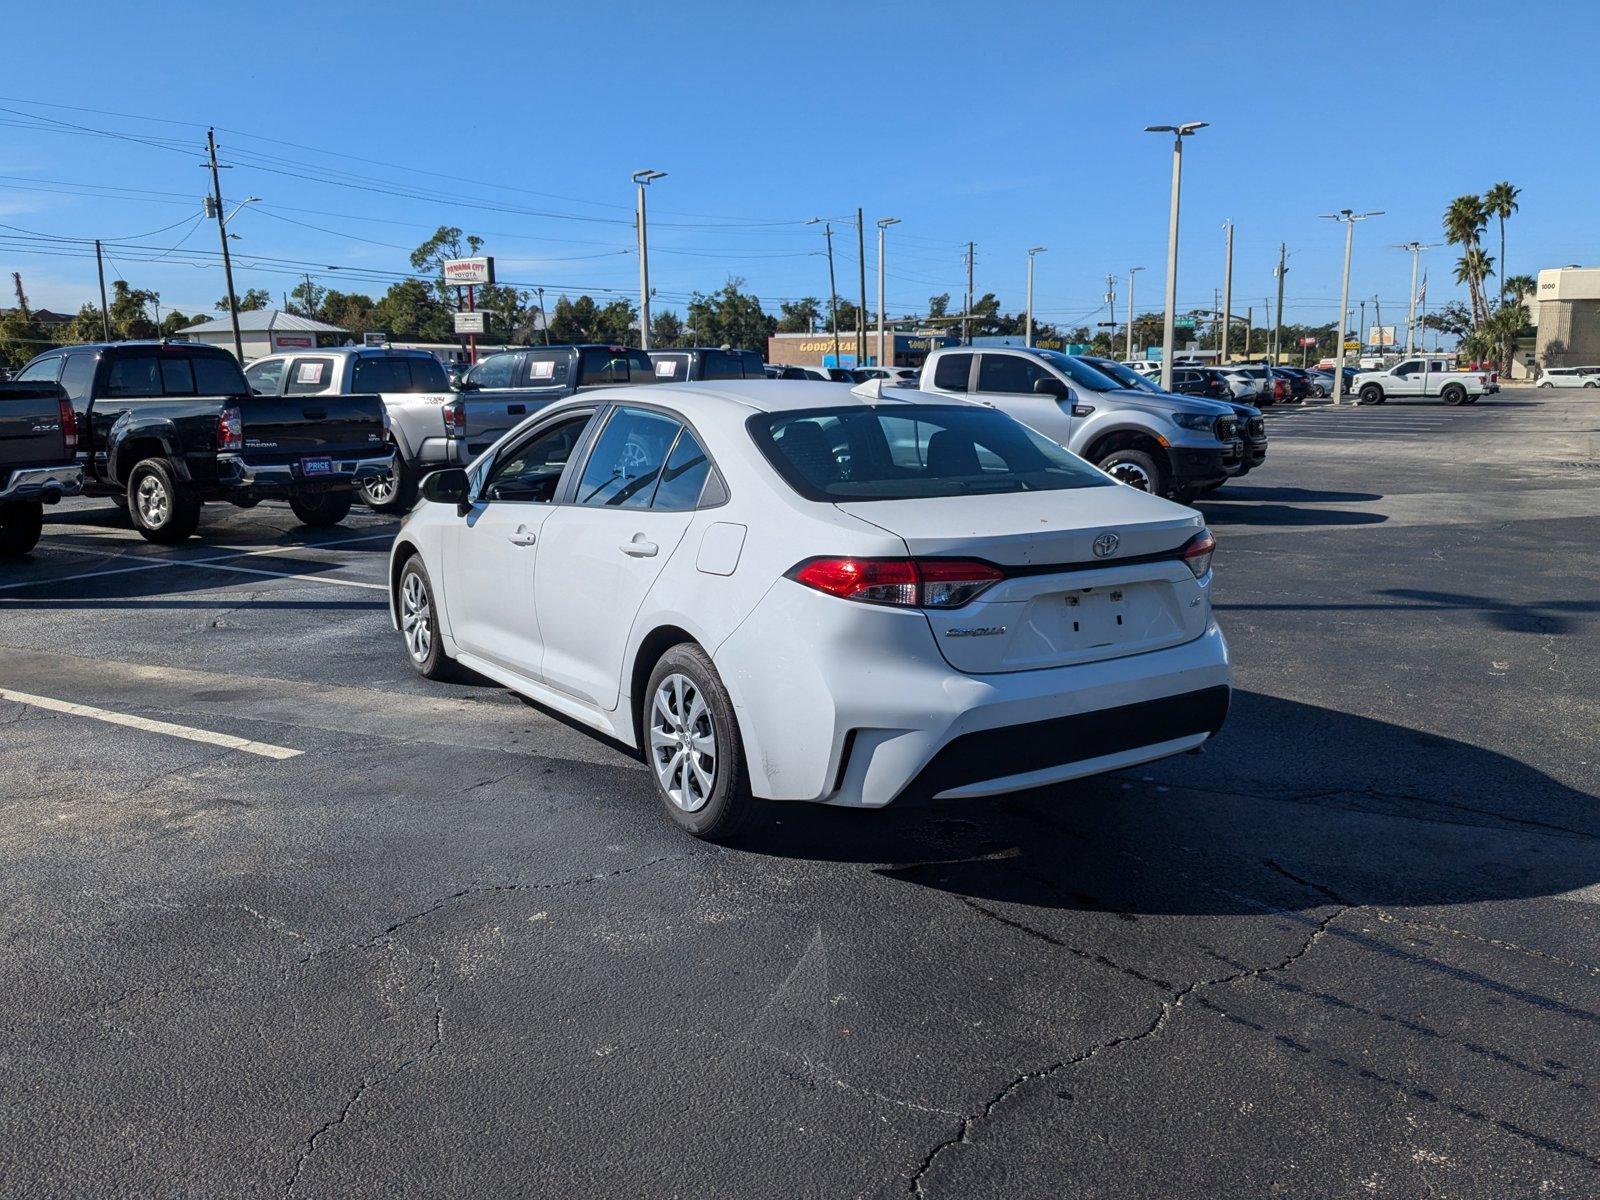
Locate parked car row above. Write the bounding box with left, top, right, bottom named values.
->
left=1537, top=365, right=1600, bottom=388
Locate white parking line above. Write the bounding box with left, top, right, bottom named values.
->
left=0, top=687, right=303, bottom=759
left=184, top=561, right=388, bottom=590
left=0, top=533, right=393, bottom=593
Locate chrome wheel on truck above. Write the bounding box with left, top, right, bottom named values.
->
left=135, top=473, right=169, bottom=527
left=650, top=673, right=717, bottom=813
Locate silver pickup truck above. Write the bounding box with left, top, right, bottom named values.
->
left=243, top=347, right=534, bottom=513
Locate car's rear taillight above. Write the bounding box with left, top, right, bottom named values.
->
left=217, top=406, right=243, bottom=451
left=788, top=557, right=1005, bottom=609
left=443, top=400, right=466, bottom=436
left=58, top=397, right=77, bottom=453
left=1181, top=528, right=1216, bottom=578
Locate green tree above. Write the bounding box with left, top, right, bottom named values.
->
left=1502, top=274, right=1536, bottom=300
left=62, top=303, right=106, bottom=345
left=927, top=293, right=950, bottom=320
left=320, top=290, right=377, bottom=338
left=650, top=310, right=685, bottom=348
left=1454, top=248, right=1494, bottom=325
left=0, top=273, right=47, bottom=367
left=1443, top=194, right=1489, bottom=327
left=159, top=310, right=194, bottom=337
left=1482, top=296, right=1528, bottom=373
left=967, top=292, right=1001, bottom=336
left=477, top=283, right=534, bottom=343
left=1421, top=301, right=1473, bottom=342
left=217, top=288, right=269, bottom=313
left=410, top=226, right=484, bottom=311
left=1483, top=181, right=1520, bottom=305
left=372, top=278, right=451, bottom=341
left=777, top=298, right=822, bottom=333
left=286, top=278, right=328, bottom=320
left=108, top=279, right=159, bottom=340
left=684, top=278, right=775, bottom=352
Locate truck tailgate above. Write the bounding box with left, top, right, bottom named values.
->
left=0, top=382, right=71, bottom=476
left=461, top=390, right=554, bottom=455
left=238, top=392, right=387, bottom=462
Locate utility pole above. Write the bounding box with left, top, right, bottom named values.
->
left=631, top=170, right=666, bottom=350
left=94, top=239, right=110, bottom=340
left=1272, top=242, right=1287, bottom=365
left=205, top=128, right=244, bottom=362
left=1126, top=266, right=1144, bottom=360
left=1359, top=299, right=1366, bottom=358
left=1373, top=294, right=1382, bottom=356
left=816, top=221, right=840, bottom=366
left=1104, top=273, right=1116, bottom=352
left=1244, top=306, right=1253, bottom=358
left=1220, top=221, right=1233, bottom=363
left=877, top=217, right=899, bottom=366
left=536, top=286, right=550, bottom=345
left=1145, top=121, right=1207, bottom=391
left=1321, top=209, right=1383, bottom=404
left=1025, top=246, right=1045, bottom=348
left=855, top=208, right=867, bottom=367
left=963, top=241, right=975, bottom=345
left=1213, top=288, right=1220, bottom=352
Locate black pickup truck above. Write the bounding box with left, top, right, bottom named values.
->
left=0, top=380, right=83, bottom=556
left=13, top=341, right=392, bottom=543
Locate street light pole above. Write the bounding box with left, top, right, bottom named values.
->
left=1145, top=122, right=1208, bottom=391
left=876, top=217, right=899, bottom=366
left=1320, top=208, right=1384, bottom=405
left=1272, top=242, right=1287, bottom=365
left=1125, top=266, right=1144, bottom=360
left=631, top=169, right=666, bottom=350
left=1392, top=242, right=1438, bottom=356
left=1026, top=246, right=1045, bottom=348
left=1220, top=221, right=1233, bottom=363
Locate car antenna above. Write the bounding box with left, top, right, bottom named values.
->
left=850, top=377, right=886, bottom=403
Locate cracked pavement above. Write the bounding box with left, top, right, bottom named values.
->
left=0, top=389, right=1596, bottom=1197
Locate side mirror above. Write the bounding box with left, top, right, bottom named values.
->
left=420, top=467, right=471, bottom=515
left=456, top=379, right=481, bottom=392
left=1033, top=376, right=1070, bottom=398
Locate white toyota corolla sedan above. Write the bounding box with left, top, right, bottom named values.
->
left=388, top=380, right=1230, bottom=838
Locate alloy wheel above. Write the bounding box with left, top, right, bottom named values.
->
left=400, top=571, right=431, bottom=663
left=136, top=474, right=169, bottom=527
left=1104, top=460, right=1153, bottom=491
left=649, top=673, right=717, bottom=812
left=365, top=470, right=396, bottom=504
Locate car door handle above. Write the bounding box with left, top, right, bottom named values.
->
left=620, top=537, right=658, bottom=558
left=507, top=526, right=537, bottom=547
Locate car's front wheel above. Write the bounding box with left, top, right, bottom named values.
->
left=1358, top=384, right=1384, bottom=406
left=397, top=556, right=454, bottom=680
left=644, top=644, right=758, bottom=840
left=1096, top=447, right=1168, bottom=497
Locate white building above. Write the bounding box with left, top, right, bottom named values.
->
left=179, top=309, right=349, bottom=362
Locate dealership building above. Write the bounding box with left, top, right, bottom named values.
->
left=1533, top=267, right=1600, bottom=368
left=766, top=331, right=959, bottom=370
left=180, top=309, right=349, bottom=362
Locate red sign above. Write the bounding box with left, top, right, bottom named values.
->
left=1299, top=336, right=1317, bottom=346
left=275, top=335, right=314, bottom=349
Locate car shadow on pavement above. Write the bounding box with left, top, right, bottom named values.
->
left=1200, top=486, right=1383, bottom=504
left=735, top=690, right=1599, bottom=917
left=1197, top=504, right=1387, bottom=528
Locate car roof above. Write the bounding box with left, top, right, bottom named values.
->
left=565, top=379, right=965, bottom=416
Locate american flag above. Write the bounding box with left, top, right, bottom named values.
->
left=1416, top=271, right=1428, bottom=307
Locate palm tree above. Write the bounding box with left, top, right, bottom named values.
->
left=1483, top=182, right=1521, bottom=304
left=1502, top=274, right=1536, bottom=304
left=1443, top=194, right=1489, bottom=325
left=1483, top=298, right=1526, bottom=374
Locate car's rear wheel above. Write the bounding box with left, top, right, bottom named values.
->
left=397, top=556, right=454, bottom=680
left=1441, top=383, right=1467, bottom=406
left=128, top=459, right=201, bottom=544
left=0, top=501, right=43, bottom=557
left=360, top=457, right=417, bottom=514
left=644, top=644, right=758, bottom=840
left=1096, top=447, right=1168, bottom=497
left=289, top=490, right=353, bottom=527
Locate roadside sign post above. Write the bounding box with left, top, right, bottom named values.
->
left=442, top=258, right=493, bottom=366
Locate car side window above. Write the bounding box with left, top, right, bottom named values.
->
left=468, top=352, right=518, bottom=389
left=13, top=356, right=62, bottom=383
left=104, top=354, right=163, bottom=398
left=285, top=358, right=334, bottom=395
left=1394, top=360, right=1420, bottom=377
left=651, top=428, right=714, bottom=510
left=575, top=406, right=681, bottom=509
left=58, top=353, right=97, bottom=405
left=481, top=414, right=592, bottom=504
left=932, top=353, right=972, bottom=392
left=245, top=358, right=286, bottom=395
left=976, top=354, right=1047, bottom=394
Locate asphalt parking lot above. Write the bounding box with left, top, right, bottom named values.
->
left=1, top=388, right=1597, bottom=1198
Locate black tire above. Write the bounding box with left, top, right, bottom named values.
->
left=1358, top=384, right=1384, bottom=406
left=127, top=458, right=201, bottom=544
left=1095, top=446, right=1168, bottom=497
left=1584, top=382, right=1596, bottom=389
left=643, top=643, right=760, bottom=840
left=1441, top=384, right=1467, bottom=406
left=289, top=489, right=353, bottom=528
left=360, top=456, right=417, bottom=514
left=396, top=555, right=455, bottom=680
left=0, top=501, right=43, bottom=557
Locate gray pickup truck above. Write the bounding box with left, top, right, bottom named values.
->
left=0, top=380, right=84, bottom=556
left=243, top=346, right=534, bottom=513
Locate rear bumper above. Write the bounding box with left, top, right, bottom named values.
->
left=215, top=451, right=395, bottom=497
left=0, top=461, right=83, bottom=504
left=414, top=436, right=478, bottom=469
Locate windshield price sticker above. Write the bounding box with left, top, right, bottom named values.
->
left=529, top=361, right=556, bottom=380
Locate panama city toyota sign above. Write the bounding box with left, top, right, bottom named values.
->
left=442, top=257, right=495, bottom=285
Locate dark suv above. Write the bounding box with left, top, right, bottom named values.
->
left=647, top=347, right=765, bottom=381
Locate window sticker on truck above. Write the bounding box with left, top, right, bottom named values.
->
left=529, top=361, right=556, bottom=380
left=296, top=362, right=326, bottom=385
left=655, top=361, right=679, bottom=378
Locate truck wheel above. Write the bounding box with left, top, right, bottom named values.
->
left=128, top=459, right=201, bottom=544
left=397, top=555, right=456, bottom=681
left=1441, top=384, right=1467, bottom=406
left=289, top=490, right=353, bottom=528
left=1096, top=447, right=1167, bottom=496
left=0, top=501, right=44, bottom=557
left=1358, top=384, right=1384, bottom=406
left=360, top=457, right=417, bottom=514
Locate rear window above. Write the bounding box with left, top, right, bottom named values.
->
left=698, top=350, right=747, bottom=381
left=580, top=347, right=657, bottom=384
left=352, top=356, right=450, bottom=393
left=749, top=404, right=1113, bottom=502
left=104, top=350, right=246, bottom=398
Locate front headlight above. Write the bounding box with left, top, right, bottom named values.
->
left=1171, top=411, right=1215, bottom=432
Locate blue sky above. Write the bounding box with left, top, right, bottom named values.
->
left=1, top=0, right=1590, bottom=339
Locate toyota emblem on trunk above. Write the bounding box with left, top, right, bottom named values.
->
left=1093, top=532, right=1120, bottom=558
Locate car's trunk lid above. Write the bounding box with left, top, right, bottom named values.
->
left=837, top=487, right=1211, bottom=674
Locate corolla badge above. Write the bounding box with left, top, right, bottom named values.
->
left=1092, top=531, right=1120, bottom=558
